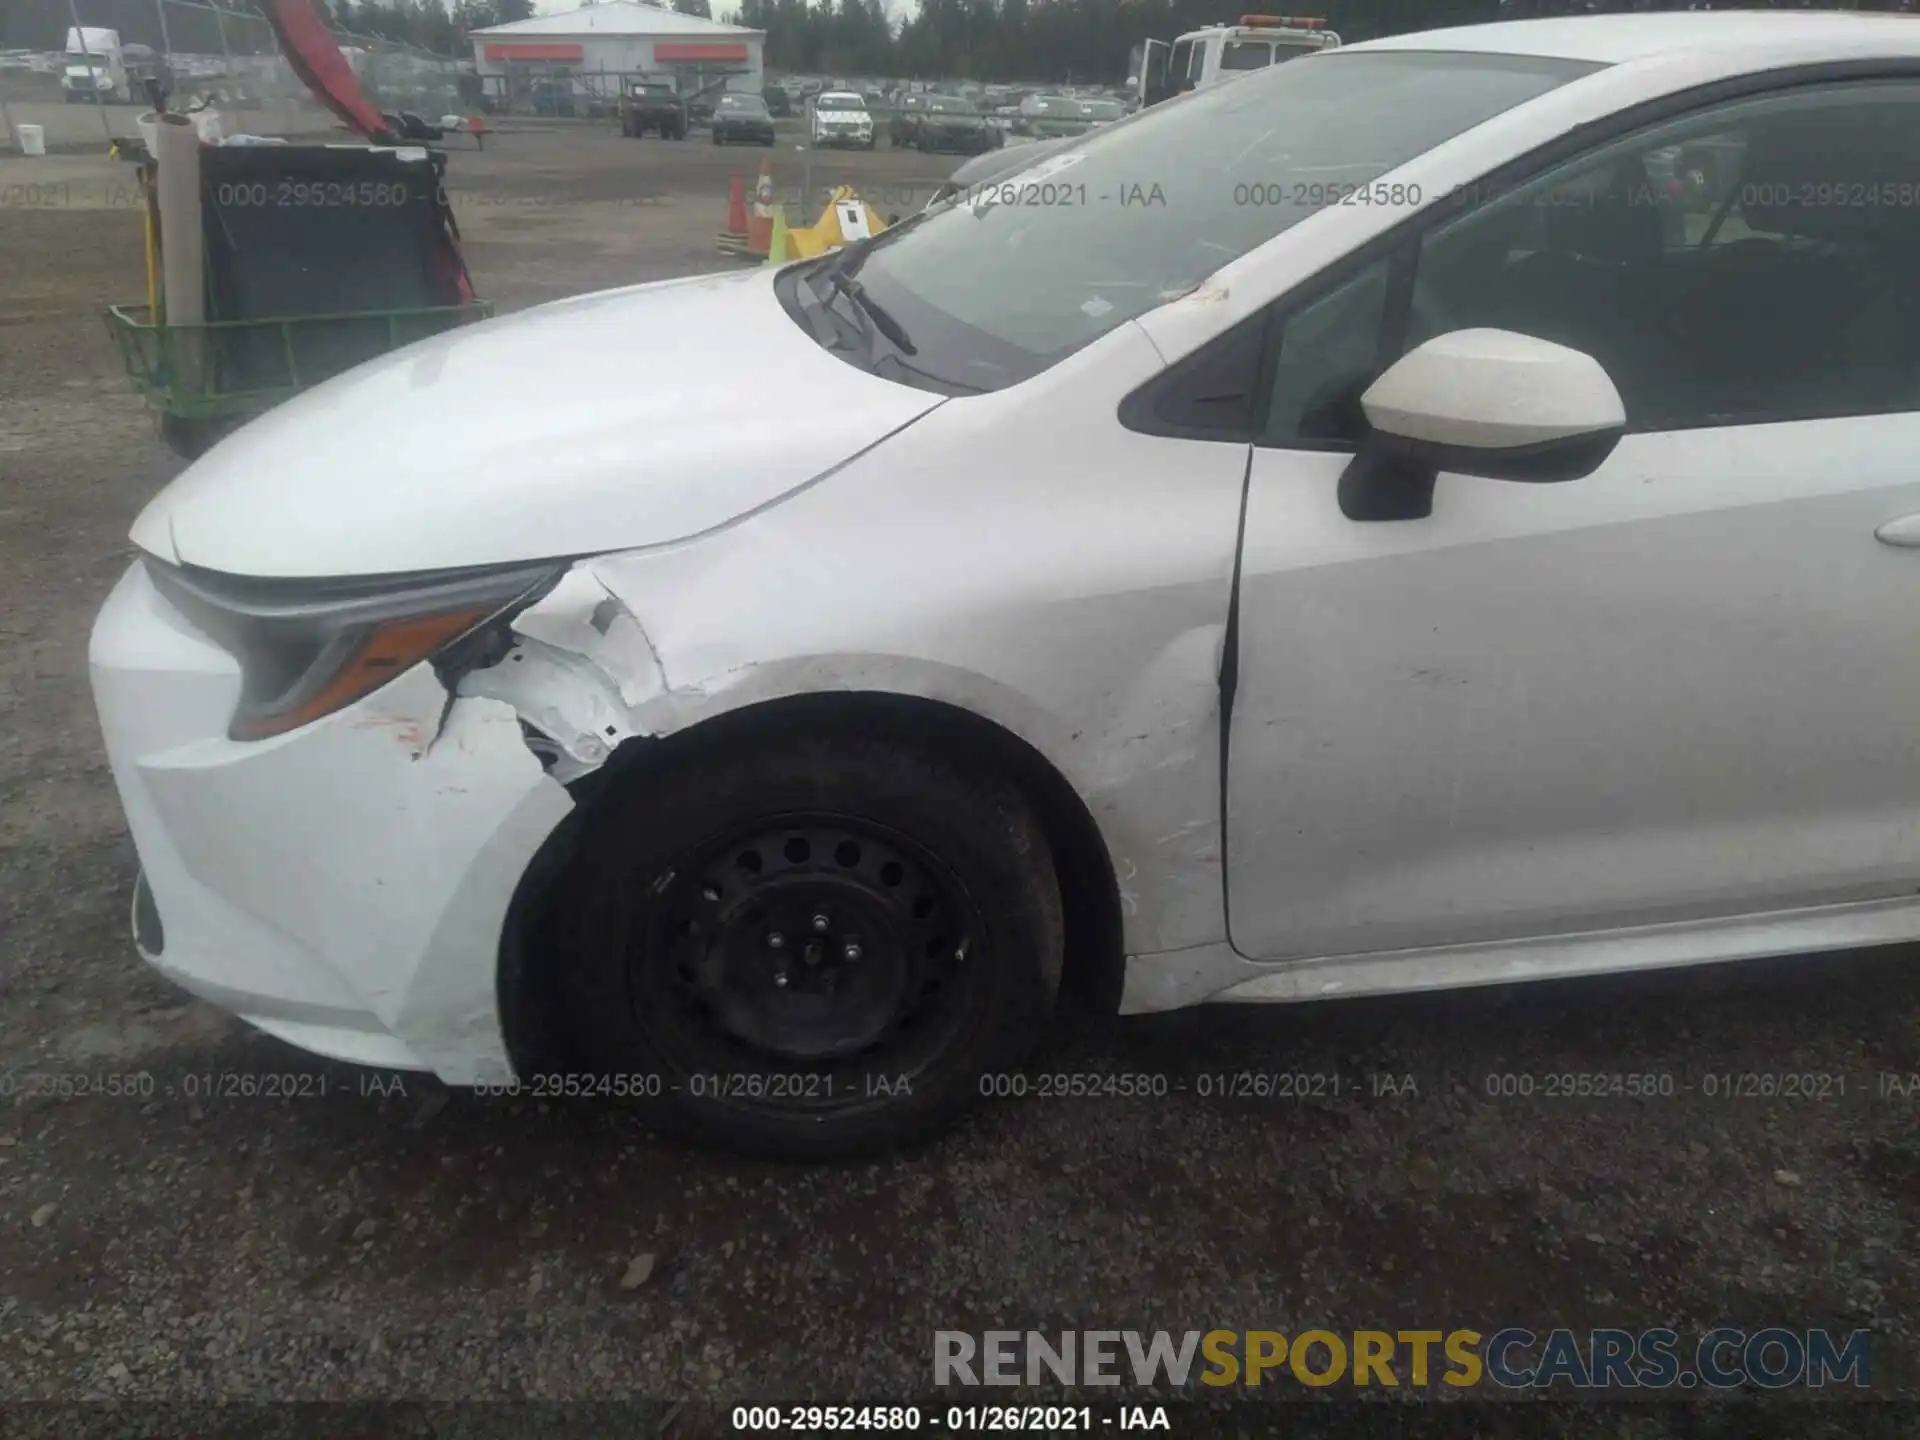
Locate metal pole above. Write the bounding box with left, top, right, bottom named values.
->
left=210, top=0, right=232, bottom=94
left=0, top=89, right=18, bottom=153
left=153, top=0, right=173, bottom=71
left=66, top=0, right=119, bottom=146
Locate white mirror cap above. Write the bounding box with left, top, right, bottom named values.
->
left=1361, top=328, right=1626, bottom=451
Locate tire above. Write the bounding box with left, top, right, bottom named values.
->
left=713, top=130, right=723, bottom=145
left=550, top=729, right=1064, bottom=1159
left=863, top=137, right=875, bottom=151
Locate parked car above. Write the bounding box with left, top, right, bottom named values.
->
left=620, top=81, right=686, bottom=139
left=1015, top=93, right=1125, bottom=138
left=894, top=93, right=1000, bottom=154
left=711, top=91, right=776, bottom=147
left=91, top=11, right=1920, bottom=1161
left=809, top=89, right=874, bottom=149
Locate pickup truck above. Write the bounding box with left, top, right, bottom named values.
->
left=620, top=82, right=687, bottom=139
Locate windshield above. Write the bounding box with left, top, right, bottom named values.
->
left=824, top=50, right=1600, bottom=394
left=927, top=97, right=979, bottom=116
left=720, top=95, right=766, bottom=113
left=817, top=95, right=865, bottom=112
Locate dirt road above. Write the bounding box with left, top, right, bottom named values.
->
left=0, top=129, right=1915, bottom=1433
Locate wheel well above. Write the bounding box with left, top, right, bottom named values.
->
left=498, top=691, right=1127, bottom=1077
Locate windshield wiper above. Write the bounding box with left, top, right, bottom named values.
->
left=812, top=265, right=916, bottom=355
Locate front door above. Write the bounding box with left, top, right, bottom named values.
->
left=1225, top=76, right=1920, bottom=961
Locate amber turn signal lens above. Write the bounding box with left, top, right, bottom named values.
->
left=231, top=607, right=488, bottom=742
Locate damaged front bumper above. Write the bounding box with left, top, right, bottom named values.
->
left=87, top=560, right=581, bottom=1081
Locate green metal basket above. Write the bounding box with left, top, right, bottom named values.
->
left=105, top=301, right=496, bottom=421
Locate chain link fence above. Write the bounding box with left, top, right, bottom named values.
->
left=2, top=1, right=468, bottom=154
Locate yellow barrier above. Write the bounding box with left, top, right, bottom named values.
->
left=771, top=186, right=888, bottom=265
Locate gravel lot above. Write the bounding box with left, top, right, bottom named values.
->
left=1, top=127, right=1917, bottom=1436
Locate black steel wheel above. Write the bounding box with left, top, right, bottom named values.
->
left=549, top=729, right=1064, bottom=1159
left=646, top=816, right=983, bottom=1073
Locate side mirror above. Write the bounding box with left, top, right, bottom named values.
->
left=1338, top=329, right=1626, bottom=522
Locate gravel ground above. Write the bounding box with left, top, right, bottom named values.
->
left=1, top=129, right=1916, bottom=1437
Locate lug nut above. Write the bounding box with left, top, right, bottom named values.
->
left=702, top=885, right=721, bottom=902
left=772, top=969, right=789, bottom=988
left=842, top=942, right=863, bottom=962
left=811, top=913, right=830, bottom=932
left=767, top=932, right=786, bottom=950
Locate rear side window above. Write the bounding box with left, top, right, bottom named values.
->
left=1222, top=41, right=1274, bottom=72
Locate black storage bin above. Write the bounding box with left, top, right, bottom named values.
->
left=197, top=144, right=464, bottom=394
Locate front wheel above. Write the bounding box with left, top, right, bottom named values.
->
left=549, top=730, right=1064, bottom=1159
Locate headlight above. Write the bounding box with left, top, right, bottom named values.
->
left=145, top=556, right=562, bottom=741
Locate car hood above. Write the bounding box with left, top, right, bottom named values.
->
left=130, top=268, right=945, bottom=579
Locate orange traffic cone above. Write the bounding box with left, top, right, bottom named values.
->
left=745, top=158, right=775, bottom=258
left=717, top=175, right=749, bottom=254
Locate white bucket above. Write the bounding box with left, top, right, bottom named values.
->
left=136, top=111, right=160, bottom=151
left=17, top=123, right=45, bottom=157
left=191, top=108, right=222, bottom=143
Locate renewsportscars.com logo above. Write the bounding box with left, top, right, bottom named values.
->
left=934, top=1328, right=1872, bottom=1391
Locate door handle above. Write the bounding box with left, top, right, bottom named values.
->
left=1875, top=514, right=1920, bottom=547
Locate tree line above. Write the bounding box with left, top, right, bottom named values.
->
left=741, top=0, right=1920, bottom=84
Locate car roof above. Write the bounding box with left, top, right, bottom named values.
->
left=819, top=90, right=864, bottom=102
left=1348, top=12, right=1920, bottom=65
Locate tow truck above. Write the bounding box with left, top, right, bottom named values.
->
left=1130, top=15, right=1341, bottom=109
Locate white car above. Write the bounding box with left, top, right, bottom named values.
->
left=92, top=12, right=1920, bottom=1158
left=809, top=89, right=874, bottom=149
